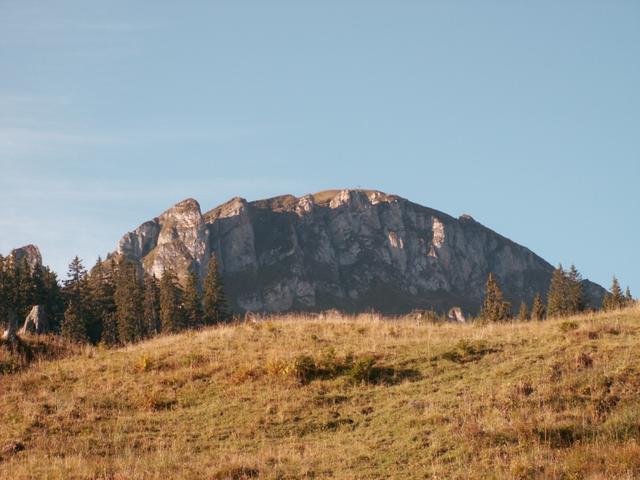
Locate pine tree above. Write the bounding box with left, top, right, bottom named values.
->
left=203, top=256, right=230, bottom=324
left=547, top=265, right=570, bottom=318
left=64, top=256, right=88, bottom=304
left=183, top=270, right=202, bottom=328
left=61, top=256, right=90, bottom=339
left=41, top=267, right=64, bottom=332
left=624, top=287, right=633, bottom=306
left=86, top=258, right=116, bottom=343
left=517, top=301, right=529, bottom=321
left=603, top=276, right=625, bottom=311
left=14, top=256, right=35, bottom=319
left=531, top=293, right=545, bottom=321
left=114, top=260, right=146, bottom=343
left=159, top=268, right=184, bottom=333
left=100, top=312, right=120, bottom=346
left=143, top=274, right=161, bottom=336
left=61, top=299, right=88, bottom=343
left=480, top=273, right=511, bottom=322
left=0, top=255, right=12, bottom=332
left=567, top=264, right=586, bottom=314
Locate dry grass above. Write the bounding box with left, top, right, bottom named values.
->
left=1, top=306, right=639, bottom=479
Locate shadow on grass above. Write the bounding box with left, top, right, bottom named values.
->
left=432, top=339, right=500, bottom=364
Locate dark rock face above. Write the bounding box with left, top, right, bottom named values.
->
left=9, top=245, right=42, bottom=270
left=112, top=189, right=606, bottom=315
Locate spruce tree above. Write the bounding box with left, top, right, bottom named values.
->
left=517, top=301, right=529, bottom=321
left=159, top=268, right=184, bottom=333
left=183, top=270, right=202, bottom=328
left=41, top=267, right=64, bottom=332
left=479, top=273, right=511, bottom=322
left=14, top=257, right=35, bottom=319
left=531, top=293, right=546, bottom=321
left=114, top=260, right=146, bottom=343
left=567, top=264, right=585, bottom=314
left=203, top=256, right=230, bottom=324
left=624, top=287, right=633, bottom=306
left=0, top=255, right=11, bottom=332
left=61, top=256, right=90, bottom=339
left=64, top=256, right=88, bottom=304
left=603, top=276, right=625, bottom=311
left=143, top=274, right=161, bottom=336
left=61, top=299, right=88, bottom=343
left=100, top=312, right=120, bottom=346
left=547, top=265, right=570, bottom=318
left=87, top=258, right=116, bottom=343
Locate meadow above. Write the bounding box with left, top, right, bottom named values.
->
left=1, top=305, right=639, bottom=479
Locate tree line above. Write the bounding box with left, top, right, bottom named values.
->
left=0, top=254, right=64, bottom=332
left=1, top=255, right=636, bottom=339
left=480, top=264, right=634, bottom=322
left=0, top=253, right=231, bottom=345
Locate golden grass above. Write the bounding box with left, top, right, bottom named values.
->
left=1, top=305, right=639, bottom=479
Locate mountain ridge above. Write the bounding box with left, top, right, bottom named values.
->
left=110, top=189, right=606, bottom=314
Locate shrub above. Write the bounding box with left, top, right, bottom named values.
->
left=559, top=321, right=579, bottom=333
left=437, top=339, right=497, bottom=364
left=136, top=354, right=152, bottom=372
left=293, top=355, right=317, bottom=385
left=348, top=355, right=377, bottom=384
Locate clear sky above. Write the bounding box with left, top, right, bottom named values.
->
left=1, top=1, right=638, bottom=293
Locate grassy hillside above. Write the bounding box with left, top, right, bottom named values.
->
left=1, top=306, right=639, bottom=479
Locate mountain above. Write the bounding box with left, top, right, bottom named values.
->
left=110, top=189, right=605, bottom=314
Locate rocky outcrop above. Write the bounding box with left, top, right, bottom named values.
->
left=448, top=307, right=466, bottom=323
left=19, top=305, right=49, bottom=335
left=116, top=198, right=210, bottom=285
left=8, top=245, right=42, bottom=270
left=110, top=189, right=606, bottom=315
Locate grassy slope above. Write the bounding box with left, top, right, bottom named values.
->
left=1, top=306, right=639, bottom=479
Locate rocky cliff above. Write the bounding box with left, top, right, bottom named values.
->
left=111, top=189, right=605, bottom=314
left=8, top=245, right=42, bottom=270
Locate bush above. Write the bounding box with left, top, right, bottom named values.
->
left=348, top=355, right=377, bottom=384
left=293, top=355, right=317, bottom=385
left=559, top=321, right=579, bottom=332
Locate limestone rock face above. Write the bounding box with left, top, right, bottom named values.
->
left=117, top=198, right=210, bottom=285
left=448, top=307, right=466, bottom=323
left=19, top=305, right=49, bottom=335
left=9, top=245, right=42, bottom=270
left=111, top=189, right=606, bottom=314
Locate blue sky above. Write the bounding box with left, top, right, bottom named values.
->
left=1, top=1, right=638, bottom=293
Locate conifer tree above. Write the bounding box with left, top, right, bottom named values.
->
left=567, top=264, right=586, bottom=314
left=517, top=301, right=529, bottom=321
left=547, top=265, right=570, bottom=318
left=183, top=270, right=202, bottom=328
left=14, top=257, right=35, bottom=319
left=203, top=256, right=230, bottom=324
left=100, top=312, right=120, bottom=346
left=0, top=255, right=12, bottom=332
left=41, top=267, right=64, bottom=332
left=480, top=273, right=511, bottom=322
left=603, top=276, right=625, bottom=311
left=61, top=299, right=88, bottom=343
left=530, top=293, right=545, bottom=321
left=114, top=260, right=146, bottom=343
left=624, top=287, right=633, bottom=306
left=61, top=256, right=90, bottom=339
left=159, top=268, right=184, bottom=333
left=86, top=258, right=116, bottom=343
left=64, top=256, right=88, bottom=304
left=143, top=274, right=161, bottom=336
